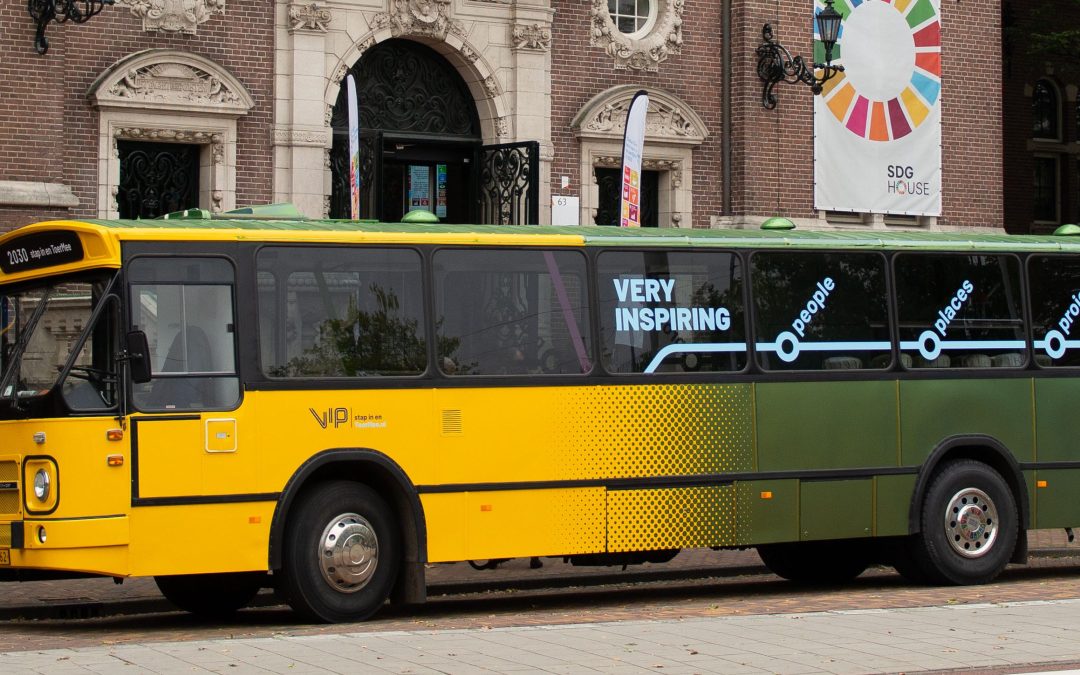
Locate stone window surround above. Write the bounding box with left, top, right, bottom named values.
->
left=590, top=0, right=684, bottom=71
left=87, top=49, right=253, bottom=218
left=571, top=85, right=707, bottom=228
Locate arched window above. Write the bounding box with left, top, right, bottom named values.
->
left=1033, top=79, right=1060, bottom=140
left=608, top=0, right=655, bottom=37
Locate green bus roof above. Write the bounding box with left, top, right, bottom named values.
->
left=37, top=217, right=1080, bottom=253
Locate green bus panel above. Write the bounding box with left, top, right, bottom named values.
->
left=800, top=479, right=873, bottom=541
left=1035, top=469, right=1080, bottom=529
left=1034, top=379, right=1080, bottom=462
left=875, top=474, right=916, bottom=537
left=736, top=480, right=799, bottom=545
left=756, top=381, right=898, bottom=472
left=899, top=379, right=1034, bottom=466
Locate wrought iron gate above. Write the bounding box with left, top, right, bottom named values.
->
left=117, top=141, right=199, bottom=219
left=477, top=141, right=539, bottom=225
left=330, top=129, right=382, bottom=220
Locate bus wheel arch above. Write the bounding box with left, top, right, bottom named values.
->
left=909, top=435, right=1029, bottom=554
left=270, top=449, right=428, bottom=610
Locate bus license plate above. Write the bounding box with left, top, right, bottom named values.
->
left=0, top=550, right=8, bottom=565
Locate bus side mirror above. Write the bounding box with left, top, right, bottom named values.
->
left=125, top=330, right=152, bottom=384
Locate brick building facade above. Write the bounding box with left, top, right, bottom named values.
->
left=0, top=0, right=1010, bottom=232
left=1002, top=0, right=1080, bottom=234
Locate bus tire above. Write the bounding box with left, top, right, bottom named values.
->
left=912, top=460, right=1018, bottom=585
left=280, top=481, right=400, bottom=623
left=154, top=572, right=264, bottom=618
left=757, top=540, right=869, bottom=584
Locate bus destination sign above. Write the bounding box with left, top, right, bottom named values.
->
left=0, top=231, right=84, bottom=274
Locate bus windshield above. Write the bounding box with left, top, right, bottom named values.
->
left=0, top=273, right=116, bottom=409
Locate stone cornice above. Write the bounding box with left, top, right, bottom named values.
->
left=0, top=181, right=79, bottom=208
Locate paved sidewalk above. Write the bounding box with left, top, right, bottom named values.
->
left=3, top=598, right=1080, bottom=673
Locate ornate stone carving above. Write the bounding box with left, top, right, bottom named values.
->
left=117, top=0, right=225, bottom=35
left=272, top=128, right=332, bottom=147
left=483, top=76, right=500, bottom=99
left=331, top=63, right=349, bottom=86
left=586, top=98, right=694, bottom=139
left=512, top=23, right=551, bottom=51
left=460, top=43, right=480, bottom=63
left=288, top=3, right=331, bottom=32
left=114, top=127, right=223, bottom=145
left=372, top=0, right=466, bottom=40
left=495, top=116, right=509, bottom=138
left=590, top=0, right=684, bottom=71
left=572, top=86, right=708, bottom=146
left=106, top=62, right=241, bottom=106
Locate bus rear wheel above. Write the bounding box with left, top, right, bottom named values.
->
left=910, top=459, right=1018, bottom=585
left=280, top=481, right=400, bottom=623
left=757, top=540, right=869, bottom=584
left=154, top=572, right=265, bottom=618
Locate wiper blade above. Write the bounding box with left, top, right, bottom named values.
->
left=0, top=288, right=54, bottom=402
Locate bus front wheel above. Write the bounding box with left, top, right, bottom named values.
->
left=280, top=481, right=400, bottom=623
left=911, top=460, right=1018, bottom=585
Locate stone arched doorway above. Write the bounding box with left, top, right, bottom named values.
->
left=329, top=38, right=538, bottom=224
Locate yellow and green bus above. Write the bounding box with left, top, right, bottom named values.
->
left=0, top=208, right=1077, bottom=621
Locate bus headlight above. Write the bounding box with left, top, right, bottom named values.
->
left=33, top=469, right=50, bottom=501
left=24, top=458, right=58, bottom=514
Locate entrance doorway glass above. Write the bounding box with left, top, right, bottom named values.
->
left=329, top=39, right=480, bottom=224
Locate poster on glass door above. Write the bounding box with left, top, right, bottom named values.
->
left=436, top=164, right=447, bottom=218
left=408, top=165, right=431, bottom=209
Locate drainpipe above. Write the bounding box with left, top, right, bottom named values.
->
left=721, top=0, right=733, bottom=217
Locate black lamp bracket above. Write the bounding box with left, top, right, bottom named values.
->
left=27, top=0, right=115, bottom=55
left=756, top=23, right=845, bottom=110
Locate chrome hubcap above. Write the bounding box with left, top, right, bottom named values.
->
left=944, top=488, right=998, bottom=558
left=318, top=512, right=378, bottom=593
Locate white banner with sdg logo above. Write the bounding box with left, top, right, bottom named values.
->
left=814, top=0, right=941, bottom=216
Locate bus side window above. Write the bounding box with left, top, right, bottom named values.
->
left=894, top=254, right=1026, bottom=370
left=1028, top=254, right=1080, bottom=368
left=129, top=257, right=240, bottom=411
left=750, top=252, right=890, bottom=372
left=256, top=246, right=426, bottom=378
left=433, top=249, right=592, bottom=376
left=597, top=250, right=746, bottom=375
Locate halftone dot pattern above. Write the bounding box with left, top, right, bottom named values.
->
left=734, top=481, right=754, bottom=546
left=552, top=384, right=754, bottom=480
left=607, top=486, right=738, bottom=551
left=550, top=488, right=607, bottom=554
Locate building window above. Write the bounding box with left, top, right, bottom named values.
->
left=117, top=141, right=200, bottom=219
left=608, top=0, right=655, bottom=37
left=1034, top=155, right=1060, bottom=223
left=1033, top=79, right=1060, bottom=141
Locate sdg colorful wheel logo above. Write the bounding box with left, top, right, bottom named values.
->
left=817, top=0, right=941, bottom=141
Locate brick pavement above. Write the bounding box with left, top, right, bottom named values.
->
left=0, top=529, right=1078, bottom=622
left=3, top=598, right=1080, bottom=673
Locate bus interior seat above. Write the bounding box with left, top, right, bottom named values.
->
left=823, top=356, right=862, bottom=369
left=960, top=353, right=992, bottom=368
left=917, top=354, right=951, bottom=368
left=991, top=352, right=1025, bottom=368
left=1035, top=354, right=1053, bottom=367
